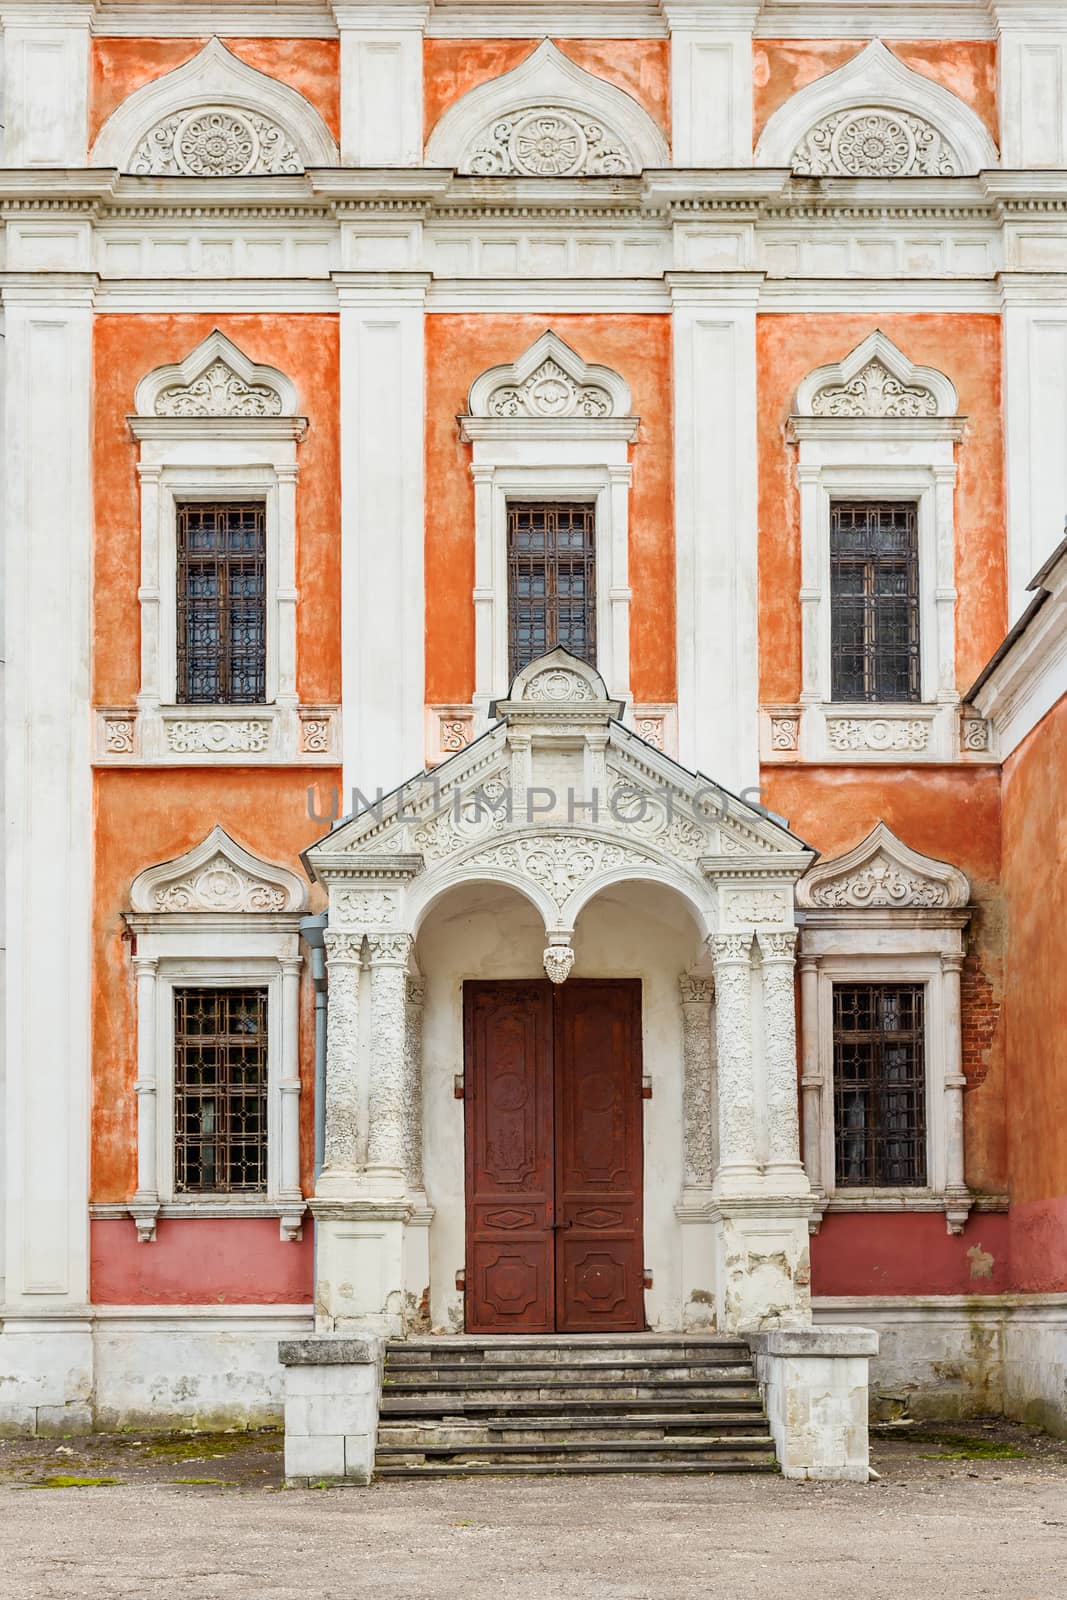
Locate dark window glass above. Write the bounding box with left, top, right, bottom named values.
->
left=176, top=502, right=266, bottom=704
left=833, top=983, right=927, bottom=1188
left=830, top=501, right=920, bottom=703
left=507, top=502, right=596, bottom=679
left=174, top=987, right=268, bottom=1193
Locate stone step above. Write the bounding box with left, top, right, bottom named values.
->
left=384, top=1361, right=755, bottom=1384
left=379, top=1423, right=773, bottom=1450
left=375, top=1460, right=778, bottom=1479
left=379, top=1413, right=766, bottom=1447
left=380, top=1394, right=765, bottom=1418
left=379, top=1381, right=761, bottom=1405
left=386, top=1338, right=750, bottom=1365
left=377, top=1437, right=775, bottom=1467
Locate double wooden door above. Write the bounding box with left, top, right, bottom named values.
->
left=464, top=979, right=644, bottom=1334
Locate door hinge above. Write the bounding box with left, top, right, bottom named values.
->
left=454, top=1074, right=465, bottom=1100
left=455, top=1268, right=466, bottom=1291
left=642, top=1075, right=653, bottom=1100
left=643, top=1268, right=654, bottom=1289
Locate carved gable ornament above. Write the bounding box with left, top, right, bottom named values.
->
left=130, top=825, right=307, bottom=915
left=91, top=38, right=338, bottom=175
left=796, top=822, right=970, bottom=912
left=755, top=41, right=999, bottom=178
left=795, top=331, right=959, bottom=422
left=464, top=331, right=635, bottom=431
left=133, top=330, right=299, bottom=421
left=425, top=41, right=669, bottom=178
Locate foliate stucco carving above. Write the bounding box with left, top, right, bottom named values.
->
left=154, top=359, right=284, bottom=420
left=154, top=852, right=286, bottom=913
left=810, top=357, right=939, bottom=419
left=809, top=859, right=950, bottom=909
left=487, top=357, right=614, bottom=421
left=366, top=932, right=413, bottom=966
left=524, top=665, right=598, bottom=700
left=679, top=974, right=716, bottom=1188
left=468, top=834, right=649, bottom=908
left=335, top=890, right=397, bottom=928
left=711, top=937, right=756, bottom=1168
left=792, top=107, right=960, bottom=178
left=367, top=956, right=410, bottom=1172
left=757, top=932, right=802, bottom=1166
left=403, top=977, right=426, bottom=1189
left=725, top=889, right=789, bottom=927
left=609, top=780, right=709, bottom=861
left=826, top=717, right=930, bottom=753
left=133, top=106, right=303, bottom=177
left=468, top=107, right=634, bottom=177
left=543, top=946, right=575, bottom=985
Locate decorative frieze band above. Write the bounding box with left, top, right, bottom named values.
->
left=94, top=705, right=340, bottom=765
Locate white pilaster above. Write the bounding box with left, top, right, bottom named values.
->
left=2, top=276, right=94, bottom=1322
left=278, top=956, right=305, bottom=1240
left=130, top=956, right=160, bottom=1243
left=337, top=274, right=429, bottom=799
left=662, top=1, right=760, bottom=167
left=1000, top=275, right=1067, bottom=618
left=669, top=274, right=762, bottom=790
left=332, top=2, right=429, bottom=166
left=0, top=4, right=92, bottom=167
left=995, top=1, right=1067, bottom=167
left=798, top=954, right=824, bottom=1213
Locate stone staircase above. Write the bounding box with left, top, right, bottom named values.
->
left=374, top=1335, right=777, bottom=1478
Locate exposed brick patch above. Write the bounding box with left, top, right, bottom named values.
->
left=962, top=951, right=1001, bottom=1086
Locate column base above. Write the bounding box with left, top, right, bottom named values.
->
left=279, top=1336, right=384, bottom=1488
left=675, top=1188, right=718, bottom=1330
left=710, top=1194, right=814, bottom=1334
left=310, top=1196, right=412, bottom=1335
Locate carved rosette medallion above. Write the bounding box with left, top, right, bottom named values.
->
left=468, top=106, right=633, bottom=177
left=793, top=107, right=960, bottom=178
left=133, top=106, right=303, bottom=177
left=487, top=358, right=613, bottom=421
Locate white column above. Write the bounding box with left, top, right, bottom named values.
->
left=130, top=957, right=160, bottom=1243
left=941, top=952, right=972, bottom=1235
left=607, top=464, right=633, bottom=703
left=365, top=933, right=413, bottom=1193
left=275, top=463, right=300, bottom=710
left=798, top=953, right=823, bottom=1202
left=797, top=463, right=822, bottom=706
left=332, top=2, right=429, bottom=165
left=278, top=957, right=304, bottom=1240
left=3, top=277, right=94, bottom=1313
left=318, top=932, right=363, bottom=1193
left=712, top=934, right=758, bottom=1183
left=662, top=1, right=760, bottom=167
left=670, top=274, right=762, bottom=791
left=1000, top=275, right=1067, bottom=619
left=0, top=4, right=91, bottom=166
left=337, top=275, right=429, bottom=798
left=679, top=975, right=716, bottom=1190
left=403, top=976, right=426, bottom=1192
left=471, top=463, right=496, bottom=721
left=758, top=932, right=804, bottom=1173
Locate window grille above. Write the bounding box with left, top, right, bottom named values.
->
left=174, top=987, right=268, bottom=1193
left=176, top=502, right=266, bottom=704
left=507, top=501, right=596, bottom=679
left=830, top=501, right=920, bottom=703
left=832, top=983, right=927, bottom=1187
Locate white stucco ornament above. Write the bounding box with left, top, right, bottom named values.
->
left=543, top=946, right=575, bottom=985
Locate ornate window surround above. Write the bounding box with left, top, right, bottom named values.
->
left=459, top=331, right=640, bottom=728
left=754, top=39, right=999, bottom=175
left=99, top=330, right=339, bottom=765
left=424, top=39, right=669, bottom=175
left=90, top=37, right=338, bottom=173
left=796, top=824, right=973, bottom=1236
left=767, top=331, right=966, bottom=765
left=124, top=827, right=308, bottom=1243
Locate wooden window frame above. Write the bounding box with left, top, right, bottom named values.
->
left=829, top=499, right=921, bottom=706
left=506, top=500, right=598, bottom=680
left=176, top=500, right=268, bottom=706
left=831, top=980, right=928, bottom=1188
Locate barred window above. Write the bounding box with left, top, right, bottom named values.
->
left=176, top=502, right=266, bottom=704
left=833, top=983, right=927, bottom=1188
left=507, top=502, right=596, bottom=679
left=830, top=501, right=920, bottom=703
left=174, top=988, right=268, bottom=1193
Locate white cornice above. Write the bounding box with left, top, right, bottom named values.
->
left=971, top=546, right=1067, bottom=759
left=425, top=1, right=666, bottom=36
left=753, top=1, right=996, bottom=39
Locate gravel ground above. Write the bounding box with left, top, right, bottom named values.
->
left=1, top=1419, right=1065, bottom=1599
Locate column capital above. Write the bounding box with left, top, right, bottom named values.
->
left=758, top=930, right=798, bottom=963
left=324, top=930, right=364, bottom=965
left=712, top=932, right=753, bottom=965
left=679, top=973, right=715, bottom=1004
left=660, top=0, right=761, bottom=29
left=367, top=932, right=413, bottom=966
left=331, top=1, right=430, bottom=27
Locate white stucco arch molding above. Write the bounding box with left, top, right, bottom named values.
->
left=133, top=329, right=301, bottom=420
left=91, top=38, right=338, bottom=175
left=466, top=330, right=634, bottom=423
left=796, top=822, right=970, bottom=911
left=425, top=40, right=669, bottom=177
left=756, top=41, right=999, bottom=177
left=130, top=825, right=308, bottom=915
left=794, top=330, right=959, bottom=421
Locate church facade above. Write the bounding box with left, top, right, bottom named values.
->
left=1, top=0, right=1066, bottom=1442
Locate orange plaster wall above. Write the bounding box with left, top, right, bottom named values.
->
left=752, top=39, right=999, bottom=148
left=1000, top=698, right=1067, bottom=1212
left=89, top=38, right=341, bottom=145
left=756, top=313, right=1007, bottom=710
left=423, top=39, right=671, bottom=146
left=425, top=314, right=675, bottom=707
left=762, top=765, right=1007, bottom=1192
left=92, top=313, right=341, bottom=709
left=92, top=769, right=332, bottom=1202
